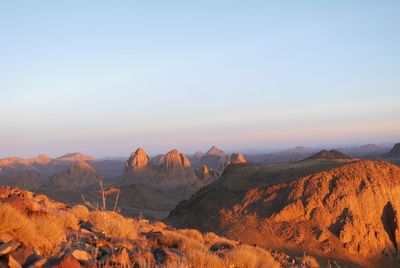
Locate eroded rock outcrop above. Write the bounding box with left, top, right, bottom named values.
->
left=125, top=148, right=149, bottom=171
left=163, top=150, right=191, bottom=170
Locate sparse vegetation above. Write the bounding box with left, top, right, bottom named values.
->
left=0, top=187, right=318, bottom=267
left=89, top=210, right=138, bottom=240
left=69, top=204, right=90, bottom=222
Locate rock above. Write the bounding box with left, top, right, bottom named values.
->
left=151, top=247, right=185, bottom=264
left=26, top=257, right=48, bottom=268
left=53, top=255, right=82, bottom=268
left=71, top=249, right=91, bottom=262
left=227, top=153, right=246, bottom=165
left=0, top=242, right=20, bottom=256
left=125, top=148, right=149, bottom=171
left=8, top=255, right=21, bottom=268
left=164, top=150, right=191, bottom=170
left=10, top=245, right=34, bottom=266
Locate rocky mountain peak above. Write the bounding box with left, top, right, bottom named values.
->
left=125, top=148, right=149, bottom=171
left=206, top=146, right=225, bottom=156
left=228, top=153, right=246, bottom=164
left=164, top=149, right=191, bottom=170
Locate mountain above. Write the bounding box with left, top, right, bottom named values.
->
left=50, top=161, right=102, bottom=188
left=164, top=149, right=191, bottom=170
left=113, top=148, right=219, bottom=200
left=206, top=146, right=225, bottom=156
left=56, top=152, right=96, bottom=162
left=384, top=143, right=400, bottom=157
left=191, top=146, right=246, bottom=171
left=340, top=144, right=387, bottom=157
left=0, top=154, right=52, bottom=167
left=125, top=148, right=149, bottom=171
left=305, top=149, right=353, bottom=161
left=168, top=160, right=400, bottom=266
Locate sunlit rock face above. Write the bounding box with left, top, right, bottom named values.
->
left=163, top=149, right=191, bottom=170
left=125, top=148, right=149, bottom=171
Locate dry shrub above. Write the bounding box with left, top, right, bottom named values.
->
left=0, top=203, right=66, bottom=255
left=142, top=220, right=167, bottom=233
left=177, top=229, right=204, bottom=243
left=69, top=204, right=90, bottom=222
left=225, top=245, right=280, bottom=268
left=89, top=210, right=138, bottom=240
left=0, top=203, right=36, bottom=245
left=203, top=232, right=236, bottom=247
left=303, top=255, right=320, bottom=268
left=185, top=249, right=226, bottom=268
left=34, top=194, right=49, bottom=204
left=50, top=209, right=79, bottom=231
left=159, top=230, right=206, bottom=252
left=31, top=213, right=66, bottom=254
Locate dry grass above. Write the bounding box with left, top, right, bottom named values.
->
left=159, top=230, right=206, bottom=252
left=89, top=210, right=138, bottom=240
left=203, top=232, right=237, bottom=247
left=0, top=203, right=66, bottom=255
left=31, top=213, right=66, bottom=254
left=0, top=203, right=36, bottom=245
left=225, top=245, right=280, bottom=268
left=185, top=249, right=226, bottom=268
left=69, top=204, right=90, bottom=222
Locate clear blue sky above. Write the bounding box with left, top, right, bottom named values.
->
left=0, top=1, right=399, bottom=157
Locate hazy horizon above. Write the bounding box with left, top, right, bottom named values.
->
left=1, top=1, right=399, bottom=157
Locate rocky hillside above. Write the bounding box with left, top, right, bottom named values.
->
left=168, top=160, right=400, bottom=267
left=50, top=161, right=102, bottom=188
left=385, top=143, right=400, bottom=157
left=0, top=186, right=319, bottom=268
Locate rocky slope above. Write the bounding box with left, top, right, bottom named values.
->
left=385, top=143, right=400, bottom=157
left=168, top=160, right=400, bottom=267
left=0, top=186, right=318, bottom=268
left=50, top=161, right=102, bottom=188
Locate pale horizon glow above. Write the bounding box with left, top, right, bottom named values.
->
left=1, top=1, right=399, bottom=158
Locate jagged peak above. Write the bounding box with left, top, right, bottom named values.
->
left=164, top=149, right=191, bottom=170
left=206, top=146, right=225, bottom=156
left=125, top=147, right=149, bottom=171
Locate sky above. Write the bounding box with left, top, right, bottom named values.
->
left=0, top=1, right=399, bottom=157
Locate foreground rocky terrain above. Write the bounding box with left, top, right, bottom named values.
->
left=0, top=186, right=320, bottom=268
left=168, top=159, right=400, bottom=267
